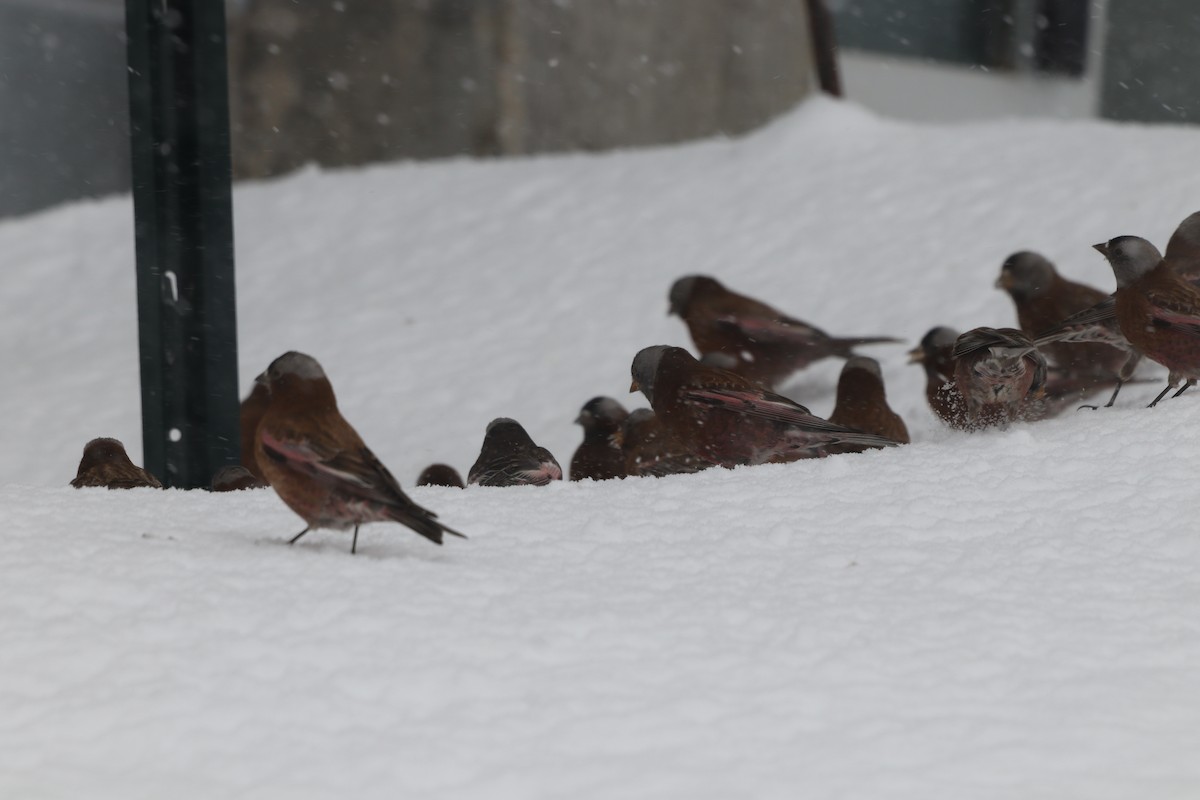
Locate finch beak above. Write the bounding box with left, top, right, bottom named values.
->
left=629, top=379, right=640, bottom=393
left=906, top=346, right=925, bottom=365
left=1092, top=242, right=1110, bottom=257
left=573, top=414, right=583, bottom=426
left=253, top=371, right=269, bottom=389
left=994, top=273, right=1012, bottom=290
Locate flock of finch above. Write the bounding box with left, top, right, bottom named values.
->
left=71, top=211, right=1200, bottom=554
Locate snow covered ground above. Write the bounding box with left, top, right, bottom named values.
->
left=3, top=98, right=1200, bottom=797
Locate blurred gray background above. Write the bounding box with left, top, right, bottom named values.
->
left=1, top=0, right=1197, bottom=220
left=0, top=0, right=129, bottom=218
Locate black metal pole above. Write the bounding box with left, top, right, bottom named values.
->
left=125, top=0, right=239, bottom=488
left=806, top=0, right=843, bottom=98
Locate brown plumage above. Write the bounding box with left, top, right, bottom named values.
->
left=416, top=464, right=465, bottom=489
left=569, top=397, right=628, bottom=482
left=908, top=327, right=968, bottom=429
left=240, top=380, right=271, bottom=484
left=254, top=351, right=465, bottom=554
left=1031, top=369, right=1145, bottom=417
left=995, top=251, right=1126, bottom=380
left=468, top=418, right=562, bottom=487
left=1032, top=295, right=1141, bottom=408
left=620, top=408, right=710, bottom=478
left=211, top=465, right=265, bottom=492
left=1096, top=236, right=1200, bottom=406
left=668, top=275, right=901, bottom=389
left=1031, top=213, right=1200, bottom=408
left=827, top=356, right=910, bottom=451
left=70, top=438, right=162, bottom=489
left=952, top=327, right=1048, bottom=429
left=630, top=345, right=900, bottom=468
left=1166, top=211, right=1200, bottom=281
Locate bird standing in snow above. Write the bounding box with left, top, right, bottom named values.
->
left=995, top=251, right=1126, bottom=383
left=630, top=345, right=899, bottom=468
left=1165, top=210, right=1200, bottom=281
left=468, top=418, right=563, bottom=487
left=1032, top=297, right=1141, bottom=409
left=668, top=275, right=900, bottom=390
left=1094, top=235, right=1200, bottom=407
left=1030, top=213, right=1200, bottom=408
left=70, top=437, right=163, bottom=489
left=254, top=351, right=464, bottom=554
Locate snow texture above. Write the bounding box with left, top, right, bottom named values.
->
left=3, top=98, right=1200, bottom=798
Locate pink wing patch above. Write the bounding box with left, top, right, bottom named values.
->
left=258, top=430, right=372, bottom=488
left=1150, top=307, right=1200, bottom=338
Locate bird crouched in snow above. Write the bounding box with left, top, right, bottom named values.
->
left=620, top=408, right=710, bottom=478
left=416, top=463, right=465, bottom=488
left=668, top=275, right=901, bottom=390
left=254, top=351, right=465, bottom=554
left=629, top=345, right=899, bottom=468
left=1094, top=235, right=1200, bottom=407
left=827, top=356, right=910, bottom=451
left=951, top=327, right=1047, bottom=429
left=908, top=327, right=968, bottom=429
left=211, top=465, right=264, bottom=492
left=468, top=418, right=563, bottom=487
left=70, top=437, right=163, bottom=489
left=239, top=380, right=272, bottom=485
left=569, top=397, right=629, bottom=482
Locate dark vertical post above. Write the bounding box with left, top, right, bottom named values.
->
left=805, top=0, right=842, bottom=97
left=125, top=0, right=239, bottom=488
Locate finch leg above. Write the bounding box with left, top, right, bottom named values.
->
left=1147, top=383, right=1175, bottom=408
left=1079, top=378, right=1125, bottom=411
left=1170, top=379, right=1195, bottom=399
left=288, top=527, right=311, bottom=545
left=1103, top=378, right=1125, bottom=408
left=351, top=525, right=360, bottom=555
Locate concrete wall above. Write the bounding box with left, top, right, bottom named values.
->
left=228, top=0, right=818, bottom=179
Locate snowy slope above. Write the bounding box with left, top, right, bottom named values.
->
left=2, top=98, right=1200, bottom=798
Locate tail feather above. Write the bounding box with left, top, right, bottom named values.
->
left=389, top=505, right=467, bottom=545
left=829, top=336, right=904, bottom=357
left=835, top=430, right=901, bottom=450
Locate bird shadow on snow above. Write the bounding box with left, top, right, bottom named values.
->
left=247, top=530, right=459, bottom=563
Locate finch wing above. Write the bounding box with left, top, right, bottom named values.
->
left=1034, top=296, right=1128, bottom=347
left=681, top=387, right=898, bottom=446
left=712, top=313, right=829, bottom=345
left=1143, top=285, right=1200, bottom=337
left=259, top=427, right=465, bottom=539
